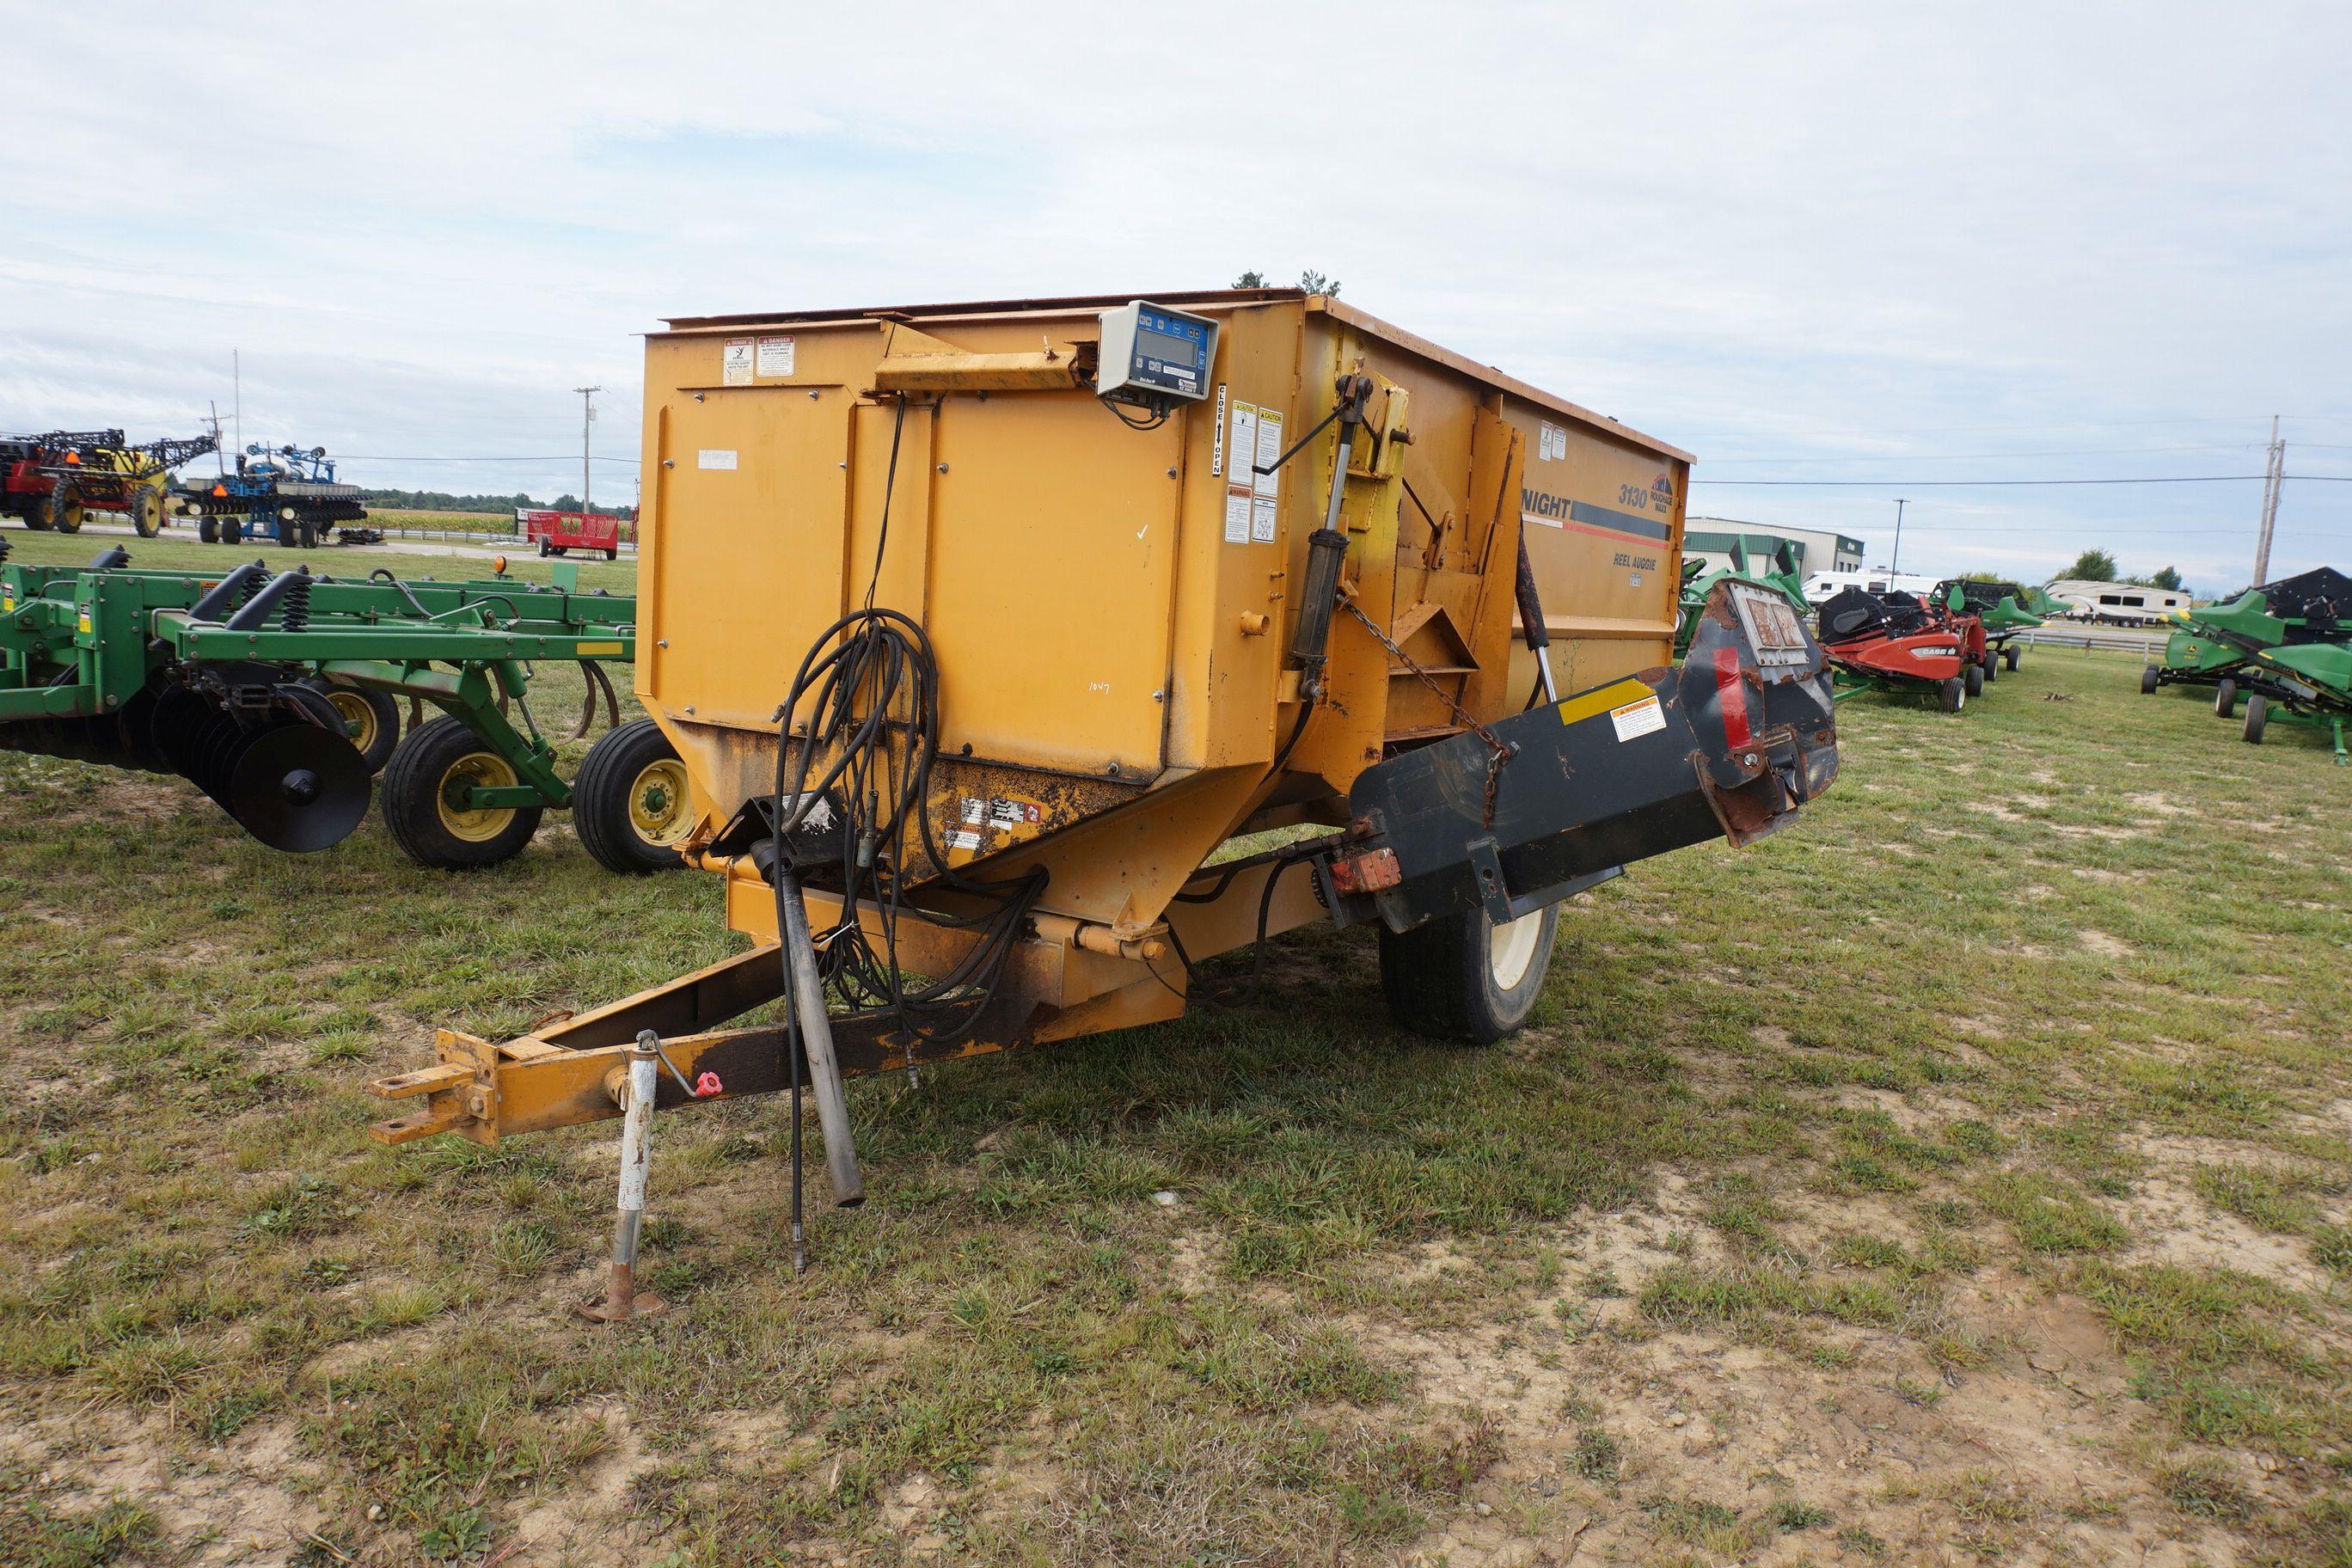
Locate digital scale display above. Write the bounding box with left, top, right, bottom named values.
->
left=1096, top=301, right=1218, bottom=407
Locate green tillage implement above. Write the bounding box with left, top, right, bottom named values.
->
left=0, top=548, right=688, bottom=865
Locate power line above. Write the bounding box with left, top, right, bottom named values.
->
left=334, top=453, right=640, bottom=464
left=1692, top=474, right=2269, bottom=487
left=1700, top=442, right=2261, bottom=464
left=1713, top=413, right=2348, bottom=440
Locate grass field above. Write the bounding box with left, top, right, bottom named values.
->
left=2, top=538, right=2348, bottom=1566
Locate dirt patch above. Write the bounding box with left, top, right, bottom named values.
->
left=510, top=1398, right=661, bottom=1562
left=1363, top=1258, right=2235, bottom=1568
left=0, top=1411, right=327, bottom=1565
left=2122, top=1173, right=2329, bottom=1291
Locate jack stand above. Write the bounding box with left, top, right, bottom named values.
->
left=577, top=1030, right=668, bottom=1323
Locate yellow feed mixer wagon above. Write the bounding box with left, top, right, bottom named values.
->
left=371, top=287, right=1841, bottom=1296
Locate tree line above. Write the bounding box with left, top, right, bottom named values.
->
left=357, top=487, right=631, bottom=517
left=2057, top=549, right=2182, bottom=590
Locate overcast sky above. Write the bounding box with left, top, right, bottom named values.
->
left=4, top=2, right=2347, bottom=591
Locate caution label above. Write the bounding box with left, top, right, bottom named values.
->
left=1609, top=695, right=1667, bottom=742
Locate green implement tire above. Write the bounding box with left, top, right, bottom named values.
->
left=573, top=718, right=695, bottom=874
left=381, top=716, right=543, bottom=869
left=308, top=680, right=401, bottom=774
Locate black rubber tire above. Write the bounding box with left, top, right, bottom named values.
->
left=1981, top=652, right=1998, bottom=683
left=573, top=718, right=695, bottom=874
left=606, top=548, right=619, bottom=560
left=2215, top=677, right=2238, bottom=719
left=51, top=485, right=83, bottom=534
left=197, top=515, right=219, bottom=543
left=1939, top=677, right=1967, bottom=714
left=2003, top=645, right=2021, bottom=671
left=1378, top=902, right=1560, bottom=1044
left=537, top=542, right=552, bottom=557
left=1963, top=662, right=1985, bottom=699
left=2141, top=665, right=2159, bottom=695
left=128, top=486, right=164, bottom=537
left=297, top=516, right=317, bottom=549
left=224, top=516, right=245, bottom=544
left=380, top=715, right=543, bottom=868
left=308, top=680, right=401, bottom=774
left=2243, top=695, right=2267, bottom=745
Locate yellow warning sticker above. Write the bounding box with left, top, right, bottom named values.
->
left=575, top=641, right=624, bottom=655
left=1555, top=677, right=1652, bottom=730
left=1609, top=695, right=1668, bottom=742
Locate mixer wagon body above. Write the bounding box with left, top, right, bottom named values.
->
left=640, top=289, right=1689, bottom=916
left=371, top=290, right=1839, bottom=1167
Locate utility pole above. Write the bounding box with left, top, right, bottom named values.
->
left=574, top=386, right=601, bottom=517
left=1890, top=498, right=1908, bottom=573
left=2252, top=414, right=2282, bottom=586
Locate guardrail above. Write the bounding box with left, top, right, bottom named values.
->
left=366, top=525, right=639, bottom=556
left=2019, top=625, right=2165, bottom=656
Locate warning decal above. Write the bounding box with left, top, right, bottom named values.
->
left=1224, top=400, right=1259, bottom=544
left=1608, top=695, right=1668, bottom=742
left=696, top=449, right=738, bottom=470
left=721, top=339, right=753, bottom=386
left=1252, top=409, right=1283, bottom=501
left=755, top=336, right=795, bottom=377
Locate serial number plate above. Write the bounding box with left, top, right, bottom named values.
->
left=1729, top=584, right=1814, bottom=669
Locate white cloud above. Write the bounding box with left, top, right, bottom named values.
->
left=3, top=1, right=2346, bottom=586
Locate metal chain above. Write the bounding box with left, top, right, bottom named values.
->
left=1341, top=598, right=1516, bottom=824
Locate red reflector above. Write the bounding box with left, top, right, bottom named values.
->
left=1331, top=848, right=1402, bottom=894
left=1713, top=646, right=1753, bottom=751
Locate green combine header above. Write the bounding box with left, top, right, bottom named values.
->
left=2179, top=574, right=2352, bottom=763
left=2140, top=567, right=2351, bottom=716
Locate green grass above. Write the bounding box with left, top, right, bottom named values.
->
left=3, top=524, right=635, bottom=596
left=2, top=600, right=2349, bottom=1562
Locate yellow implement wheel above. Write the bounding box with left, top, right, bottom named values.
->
left=574, top=717, right=695, bottom=873
left=380, top=715, right=544, bottom=869
left=310, top=683, right=401, bottom=773
left=628, top=756, right=694, bottom=847
left=438, top=750, right=522, bottom=842
left=328, top=690, right=380, bottom=755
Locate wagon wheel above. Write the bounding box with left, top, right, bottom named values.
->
left=563, top=659, right=623, bottom=742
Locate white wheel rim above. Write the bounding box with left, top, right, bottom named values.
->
left=1487, top=910, right=1544, bottom=991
